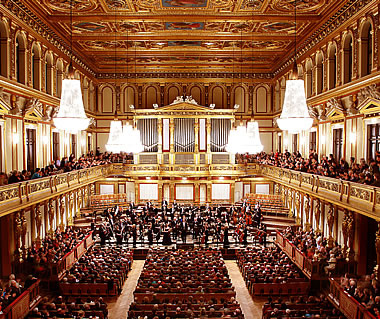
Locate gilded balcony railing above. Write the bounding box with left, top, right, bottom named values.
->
left=261, top=165, right=380, bottom=220
left=0, top=165, right=112, bottom=217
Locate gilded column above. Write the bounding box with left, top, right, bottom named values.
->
left=157, top=118, right=163, bottom=164
left=169, top=118, right=175, bottom=164
left=158, top=181, right=163, bottom=203
left=194, top=182, right=200, bottom=206
left=134, top=182, right=139, bottom=205
left=169, top=182, right=175, bottom=204
left=194, top=119, right=199, bottom=164
left=230, top=182, right=235, bottom=205
left=206, top=119, right=211, bottom=164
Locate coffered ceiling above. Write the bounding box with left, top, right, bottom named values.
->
left=19, top=0, right=347, bottom=75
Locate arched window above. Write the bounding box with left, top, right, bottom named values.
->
left=15, top=34, right=27, bottom=84
left=56, top=60, right=64, bottom=98
left=45, top=52, right=53, bottom=94
left=0, top=21, right=9, bottom=78
left=343, top=34, right=353, bottom=84
left=327, top=44, right=337, bottom=90
left=316, top=52, right=324, bottom=94
left=31, top=43, right=41, bottom=90
left=360, top=21, right=373, bottom=77
left=305, top=60, right=313, bottom=98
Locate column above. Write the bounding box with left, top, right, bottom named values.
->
left=194, top=119, right=199, bottom=164
left=194, top=182, right=200, bottom=206
left=375, top=222, right=380, bottom=279
left=157, top=118, right=163, bottom=164
left=48, top=198, right=55, bottom=233
left=158, top=180, right=163, bottom=203
left=169, top=181, right=175, bottom=204
left=34, top=203, right=42, bottom=244
left=169, top=118, right=175, bottom=164
left=295, top=191, right=301, bottom=225
left=0, top=215, right=14, bottom=277
left=230, top=182, right=235, bottom=205
left=134, top=182, right=139, bottom=205
left=59, top=195, right=65, bottom=230
left=206, top=119, right=211, bottom=164
left=342, top=209, right=355, bottom=261
left=287, top=189, right=293, bottom=218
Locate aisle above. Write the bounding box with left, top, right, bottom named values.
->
left=108, top=260, right=145, bottom=319
left=224, top=260, right=266, bottom=319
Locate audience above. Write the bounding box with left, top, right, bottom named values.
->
left=262, top=295, right=345, bottom=319
left=24, top=227, right=91, bottom=277
left=1, top=151, right=133, bottom=186
left=237, top=246, right=306, bottom=284
left=27, top=295, right=108, bottom=319
left=236, top=150, right=380, bottom=187
left=62, top=245, right=133, bottom=295
left=0, top=273, right=37, bottom=313
left=129, top=248, right=244, bottom=319
left=282, top=227, right=343, bottom=263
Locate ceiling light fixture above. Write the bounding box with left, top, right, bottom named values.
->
left=277, top=0, right=313, bottom=133
left=53, top=0, right=90, bottom=134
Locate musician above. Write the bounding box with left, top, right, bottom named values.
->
left=147, top=225, right=154, bottom=245
left=180, top=219, right=188, bottom=243
left=242, top=226, right=248, bottom=245
left=162, top=224, right=172, bottom=245
left=223, top=226, right=230, bottom=248
left=172, top=200, right=178, bottom=210
left=258, top=223, right=267, bottom=247
left=131, top=224, right=137, bottom=248
left=129, top=201, right=135, bottom=211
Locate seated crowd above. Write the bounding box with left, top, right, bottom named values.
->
left=282, top=227, right=343, bottom=263
left=262, top=295, right=345, bottom=319
left=27, top=296, right=108, bottom=319
left=0, top=149, right=134, bottom=186
left=237, top=246, right=306, bottom=284
left=0, top=274, right=37, bottom=313
left=62, top=245, right=133, bottom=295
left=340, top=273, right=380, bottom=317
left=236, top=150, right=380, bottom=187
left=129, top=248, right=244, bottom=318
left=24, top=227, right=91, bottom=276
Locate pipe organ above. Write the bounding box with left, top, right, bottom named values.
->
left=174, top=118, right=195, bottom=152
left=137, top=119, right=158, bottom=152
left=134, top=99, right=236, bottom=165
left=210, top=119, right=231, bottom=152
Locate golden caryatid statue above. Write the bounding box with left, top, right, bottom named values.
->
left=327, top=203, right=335, bottom=248
left=48, top=199, right=55, bottom=234
left=304, top=194, right=311, bottom=231
left=35, top=203, right=42, bottom=242
left=59, top=195, right=65, bottom=230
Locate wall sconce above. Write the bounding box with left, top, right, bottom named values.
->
left=219, top=176, right=224, bottom=180
left=182, top=177, right=187, bottom=181
left=350, top=132, right=356, bottom=143
left=13, top=133, right=19, bottom=144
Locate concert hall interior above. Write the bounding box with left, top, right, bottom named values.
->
left=0, top=0, right=380, bottom=318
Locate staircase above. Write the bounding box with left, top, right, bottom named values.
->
left=238, top=194, right=297, bottom=235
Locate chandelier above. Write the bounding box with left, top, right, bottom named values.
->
left=226, top=121, right=263, bottom=154
left=53, top=1, right=89, bottom=133
left=123, top=122, right=144, bottom=153
left=105, top=112, right=125, bottom=153
left=277, top=0, right=313, bottom=134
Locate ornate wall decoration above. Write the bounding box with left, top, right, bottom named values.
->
left=42, top=0, right=98, bottom=12
left=105, top=0, right=130, bottom=9
left=271, top=0, right=325, bottom=13
left=73, top=22, right=110, bottom=33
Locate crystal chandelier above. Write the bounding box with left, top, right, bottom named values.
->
left=226, top=121, right=263, bottom=154
left=53, top=1, right=89, bottom=134
left=123, top=122, right=144, bottom=153
left=277, top=0, right=313, bottom=134
left=105, top=112, right=125, bottom=153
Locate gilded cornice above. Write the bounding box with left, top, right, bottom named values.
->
left=96, top=71, right=274, bottom=80
left=2, top=0, right=95, bottom=77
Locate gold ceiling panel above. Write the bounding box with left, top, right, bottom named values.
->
left=19, top=0, right=346, bottom=74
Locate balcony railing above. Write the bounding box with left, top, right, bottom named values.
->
left=0, top=162, right=378, bottom=220
left=0, top=165, right=112, bottom=217
left=262, top=165, right=380, bottom=219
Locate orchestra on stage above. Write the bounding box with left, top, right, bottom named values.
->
left=97, top=199, right=267, bottom=247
